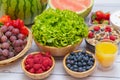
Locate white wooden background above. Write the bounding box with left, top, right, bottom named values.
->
left=1, top=0, right=120, bottom=80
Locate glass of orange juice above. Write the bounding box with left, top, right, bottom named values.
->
left=95, top=40, right=118, bottom=70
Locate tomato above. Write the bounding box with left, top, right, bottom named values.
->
left=95, top=11, right=105, bottom=21
left=0, top=15, right=11, bottom=24
left=104, top=13, right=110, bottom=20
left=20, top=26, right=29, bottom=36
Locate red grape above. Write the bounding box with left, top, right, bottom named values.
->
left=8, top=26, right=14, bottom=31
left=8, top=52, right=15, bottom=58
left=0, top=56, right=7, bottom=60
left=2, top=49, right=9, bottom=57
left=0, top=32, right=2, bottom=38
left=1, top=35, right=8, bottom=42
left=10, top=36, right=17, bottom=42
left=23, top=39, right=27, bottom=45
left=14, top=47, right=22, bottom=53
left=18, top=33, right=25, bottom=40
left=13, top=40, right=21, bottom=47
left=0, top=48, right=2, bottom=55
left=1, top=42, right=10, bottom=49
left=12, top=28, right=19, bottom=35
left=5, top=31, right=12, bottom=38
left=1, top=26, right=7, bottom=33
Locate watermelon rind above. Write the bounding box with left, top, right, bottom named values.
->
left=48, top=0, right=94, bottom=18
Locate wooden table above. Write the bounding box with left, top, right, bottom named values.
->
left=1, top=0, right=120, bottom=80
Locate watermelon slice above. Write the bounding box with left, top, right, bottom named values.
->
left=49, top=0, right=94, bottom=17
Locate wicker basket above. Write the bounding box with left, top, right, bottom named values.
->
left=63, top=50, right=96, bottom=78
left=0, top=27, right=33, bottom=65
left=34, top=39, right=83, bottom=56
left=21, top=52, right=55, bottom=79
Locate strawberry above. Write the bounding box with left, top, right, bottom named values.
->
left=110, top=35, right=116, bottom=41
left=88, top=32, right=94, bottom=38
left=33, top=64, right=41, bottom=70
left=104, top=13, right=110, bottom=20
left=95, top=11, right=105, bottom=21
left=94, top=26, right=100, bottom=31
left=105, top=26, right=111, bottom=32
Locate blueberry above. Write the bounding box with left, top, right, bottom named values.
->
left=70, top=56, right=74, bottom=60
left=73, top=68, right=78, bottom=72
left=82, top=68, right=86, bottom=72
left=67, top=64, right=71, bottom=68
left=83, top=66, right=87, bottom=69
left=77, top=56, right=82, bottom=61
left=83, top=62, right=87, bottom=66
left=78, top=62, right=82, bottom=67
left=70, top=52, right=75, bottom=56
left=66, top=59, right=71, bottom=64
left=70, top=60, right=74, bottom=65
left=78, top=67, right=83, bottom=72
left=66, top=56, right=70, bottom=60
left=83, top=56, right=89, bottom=61
left=78, top=52, right=82, bottom=55
left=88, top=54, right=93, bottom=58
left=75, top=54, right=79, bottom=58
left=86, top=66, right=91, bottom=70
left=70, top=66, right=74, bottom=71
left=74, top=62, right=78, bottom=65
left=88, top=60, right=94, bottom=66
left=90, top=30, right=94, bottom=32
left=90, top=58, right=95, bottom=62
left=73, top=65, right=78, bottom=68
left=73, top=57, right=77, bottom=62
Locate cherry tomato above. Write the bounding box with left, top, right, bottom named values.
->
left=104, top=13, right=110, bottom=20
left=20, top=26, right=29, bottom=36
left=95, top=11, right=105, bottom=21
left=0, top=15, right=11, bottom=24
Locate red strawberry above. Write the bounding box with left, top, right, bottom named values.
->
left=33, top=64, right=41, bottom=70
left=36, top=69, right=43, bottom=74
left=88, top=32, right=94, bottom=38
left=105, top=26, right=111, bottom=32
left=110, top=35, right=116, bottom=41
left=94, top=26, right=100, bottom=31
left=29, top=68, right=35, bottom=73
left=104, top=13, right=110, bottom=20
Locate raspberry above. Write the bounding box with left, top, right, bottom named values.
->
left=46, top=66, right=51, bottom=71
left=105, top=26, right=111, bottom=32
left=25, top=64, right=31, bottom=70
left=45, top=52, right=51, bottom=58
left=34, top=57, right=40, bottom=64
left=29, top=68, right=35, bottom=73
left=27, top=54, right=34, bottom=59
left=36, top=69, right=43, bottom=74
left=33, top=64, right=41, bottom=70
left=94, top=26, right=100, bottom=31
left=88, top=32, right=94, bottom=38
left=41, top=65, right=46, bottom=71
left=110, top=35, right=116, bottom=41
left=25, top=58, right=34, bottom=67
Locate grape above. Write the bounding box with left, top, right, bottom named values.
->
left=5, top=31, right=12, bottom=38
left=14, top=47, right=22, bottom=53
left=0, top=32, right=2, bottom=38
left=13, top=40, right=21, bottom=47
left=10, top=36, right=17, bottom=42
left=8, top=26, right=14, bottom=31
left=2, top=49, right=9, bottom=57
left=18, top=39, right=23, bottom=46
left=0, top=56, right=7, bottom=60
left=1, top=26, right=7, bottom=33
left=23, top=39, right=27, bottom=45
left=0, top=48, right=2, bottom=55
left=9, top=47, right=13, bottom=52
left=1, top=42, right=10, bottom=49
left=8, top=52, right=15, bottom=58
left=1, top=35, right=8, bottom=42
left=12, top=28, right=19, bottom=35
left=18, top=33, right=25, bottom=40
left=21, top=45, right=25, bottom=50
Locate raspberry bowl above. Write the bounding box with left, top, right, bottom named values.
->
left=63, top=50, right=96, bottom=78
left=21, top=52, right=55, bottom=79
left=85, top=24, right=120, bottom=53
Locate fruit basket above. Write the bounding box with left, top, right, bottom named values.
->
left=85, top=24, right=120, bottom=53
left=0, top=15, right=33, bottom=65
left=21, top=52, right=55, bottom=79
left=63, top=50, right=96, bottom=78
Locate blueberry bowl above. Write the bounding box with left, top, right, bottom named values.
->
left=63, top=50, right=96, bottom=78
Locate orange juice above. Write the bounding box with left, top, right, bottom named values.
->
left=95, top=42, right=118, bottom=68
